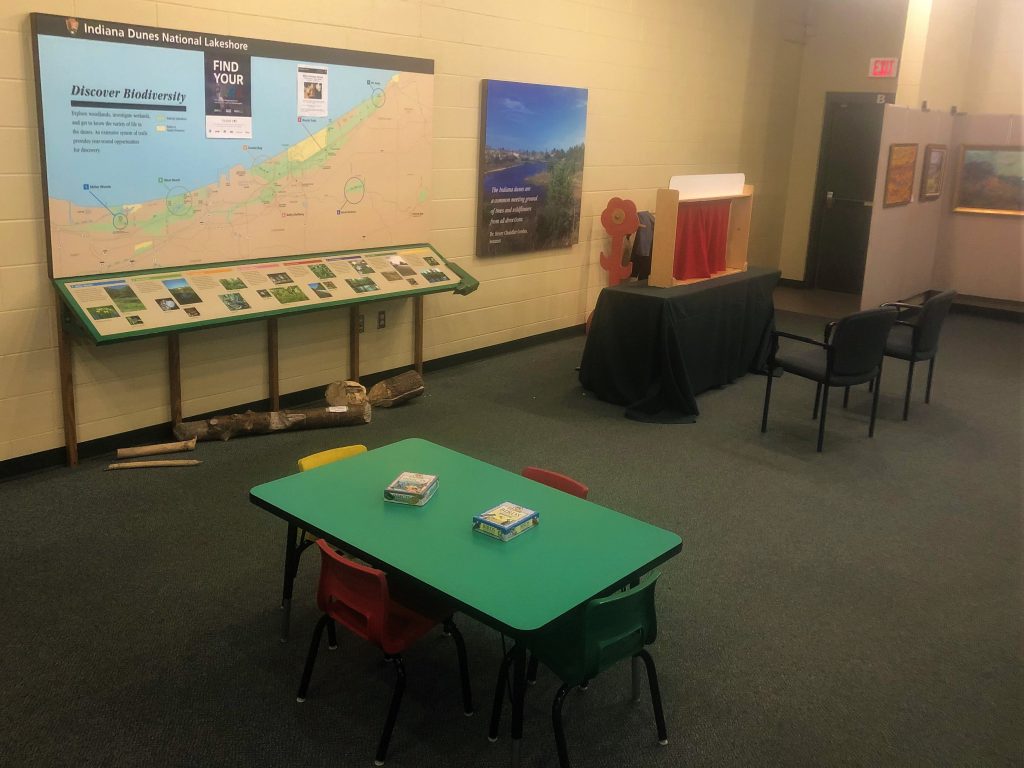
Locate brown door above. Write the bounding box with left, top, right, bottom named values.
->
left=807, top=92, right=893, bottom=294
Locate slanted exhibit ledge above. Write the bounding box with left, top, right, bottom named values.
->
left=54, top=243, right=478, bottom=345
left=51, top=243, right=477, bottom=467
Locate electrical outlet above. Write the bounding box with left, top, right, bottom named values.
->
left=358, top=314, right=365, bottom=333
left=377, top=310, right=386, bottom=329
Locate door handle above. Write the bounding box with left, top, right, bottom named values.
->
left=828, top=193, right=873, bottom=207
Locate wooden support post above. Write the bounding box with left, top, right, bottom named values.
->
left=648, top=187, right=681, bottom=288
left=726, top=185, right=755, bottom=271
left=55, top=294, right=79, bottom=467
left=414, top=294, right=424, bottom=374
left=267, top=317, right=280, bottom=411
left=349, top=304, right=360, bottom=381
left=168, top=332, right=182, bottom=426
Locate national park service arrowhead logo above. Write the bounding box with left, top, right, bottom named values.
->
left=65, top=17, right=80, bottom=35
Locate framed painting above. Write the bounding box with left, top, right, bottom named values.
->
left=953, top=145, right=1024, bottom=216
left=883, top=143, right=918, bottom=207
left=919, top=144, right=947, bottom=202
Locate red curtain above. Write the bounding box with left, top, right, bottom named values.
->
left=673, top=200, right=731, bottom=280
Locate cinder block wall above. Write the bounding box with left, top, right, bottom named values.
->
left=0, top=0, right=805, bottom=461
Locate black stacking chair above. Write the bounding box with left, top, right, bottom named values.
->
left=879, top=290, right=956, bottom=420
left=761, top=307, right=898, bottom=452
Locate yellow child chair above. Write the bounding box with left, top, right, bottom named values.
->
left=279, top=444, right=367, bottom=640
left=297, top=444, right=368, bottom=472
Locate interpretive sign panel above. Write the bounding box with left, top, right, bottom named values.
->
left=55, top=244, right=473, bottom=344
left=477, top=80, right=587, bottom=257
left=31, top=13, right=434, bottom=279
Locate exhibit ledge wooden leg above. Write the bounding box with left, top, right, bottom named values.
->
left=414, top=294, right=424, bottom=375
left=267, top=317, right=280, bottom=411
left=56, top=296, right=79, bottom=467
left=168, top=332, right=182, bottom=426
left=349, top=304, right=360, bottom=381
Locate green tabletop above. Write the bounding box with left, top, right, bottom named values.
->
left=250, top=438, right=682, bottom=633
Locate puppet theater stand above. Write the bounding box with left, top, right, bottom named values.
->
left=580, top=174, right=779, bottom=422
left=648, top=173, right=754, bottom=287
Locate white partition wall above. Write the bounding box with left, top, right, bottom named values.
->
left=860, top=105, right=1022, bottom=310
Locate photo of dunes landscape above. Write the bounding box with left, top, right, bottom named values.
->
left=478, top=80, right=588, bottom=256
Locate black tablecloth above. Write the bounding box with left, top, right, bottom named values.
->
left=579, top=267, right=780, bottom=422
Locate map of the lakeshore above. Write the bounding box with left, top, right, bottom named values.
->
left=32, top=15, right=434, bottom=279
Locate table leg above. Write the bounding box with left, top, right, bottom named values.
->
left=510, top=642, right=527, bottom=767
left=280, top=522, right=300, bottom=642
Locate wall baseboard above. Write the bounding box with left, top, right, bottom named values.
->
left=0, top=324, right=586, bottom=482
left=951, top=297, right=1023, bottom=324
left=777, top=278, right=807, bottom=289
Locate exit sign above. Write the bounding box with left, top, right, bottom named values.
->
left=869, top=58, right=899, bottom=78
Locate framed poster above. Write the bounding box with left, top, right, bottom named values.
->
left=883, top=143, right=918, bottom=207
left=477, top=80, right=588, bottom=256
left=953, top=145, right=1024, bottom=216
left=919, top=144, right=947, bottom=202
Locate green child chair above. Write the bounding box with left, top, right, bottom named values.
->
left=489, top=572, right=668, bottom=768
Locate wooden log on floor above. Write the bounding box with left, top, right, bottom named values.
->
left=116, top=436, right=197, bottom=459
left=324, top=379, right=368, bottom=408
left=107, top=459, right=202, bottom=470
left=366, top=370, right=425, bottom=408
left=172, top=403, right=371, bottom=443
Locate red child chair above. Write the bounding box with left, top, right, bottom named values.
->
left=296, top=540, right=473, bottom=766
left=521, top=466, right=589, bottom=499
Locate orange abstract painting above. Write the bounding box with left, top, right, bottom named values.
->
left=883, top=143, right=918, bottom=207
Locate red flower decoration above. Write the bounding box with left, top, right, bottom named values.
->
left=600, top=197, right=639, bottom=239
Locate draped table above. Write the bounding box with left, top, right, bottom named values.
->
left=579, top=267, right=780, bottom=422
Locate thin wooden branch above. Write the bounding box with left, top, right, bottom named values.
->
left=107, top=459, right=202, bottom=470
left=116, top=436, right=197, bottom=459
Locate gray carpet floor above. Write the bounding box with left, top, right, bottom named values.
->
left=0, top=310, right=1020, bottom=767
